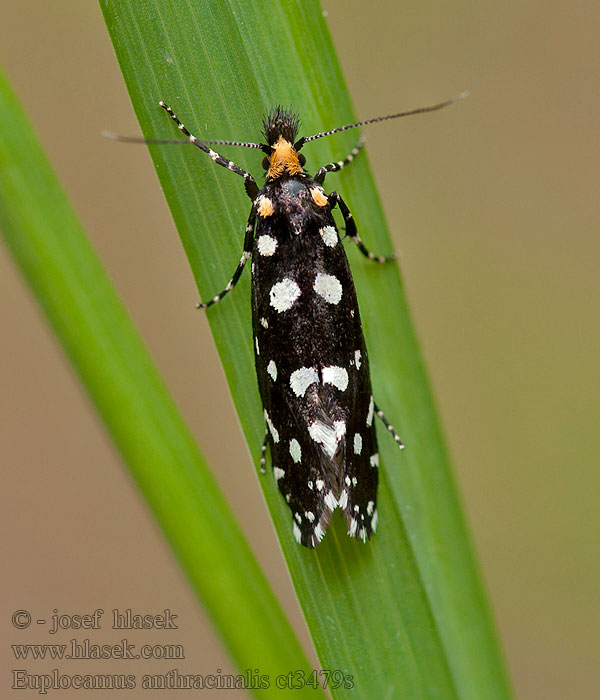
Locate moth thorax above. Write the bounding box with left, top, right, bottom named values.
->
left=267, top=135, right=303, bottom=179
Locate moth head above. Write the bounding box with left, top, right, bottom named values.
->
left=261, top=106, right=306, bottom=179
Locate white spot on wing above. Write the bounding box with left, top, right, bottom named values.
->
left=267, top=360, right=277, bottom=381
left=290, top=367, right=319, bottom=397
left=289, top=438, right=302, bottom=463
left=322, top=365, right=349, bottom=391
left=348, top=518, right=358, bottom=537
left=257, top=234, right=277, bottom=256
left=273, top=467, right=285, bottom=482
left=260, top=317, right=268, bottom=328
left=308, top=419, right=346, bottom=459
left=270, top=278, right=301, bottom=312
left=264, top=410, right=279, bottom=443
left=370, top=453, right=379, bottom=468
left=367, top=500, right=375, bottom=516
left=355, top=350, right=362, bottom=370
left=319, top=225, right=338, bottom=247
left=315, top=480, right=325, bottom=492
left=293, top=522, right=302, bottom=543
left=305, top=511, right=315, bottom=522
left=324, top=491, right=338, bottom=511
left=338, top=489, right=348, bottom=510
left=353, top=433, right=363, bottom=455
left=314, top=272, right=342, bottom=305
left=366, top=395, right=374, bottom=427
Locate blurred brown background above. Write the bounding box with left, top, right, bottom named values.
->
left=1, top=2, right=598, bottom=698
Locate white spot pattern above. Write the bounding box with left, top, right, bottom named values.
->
left=353, top=433, right=363, bottom=455
left=264, top=410, right=279, bottom=443
left=267, top=360, right=277, bottom=381
left=293, top=522, right=302, bottom=544
left=324, top=491, right=338, bottom=511
left=319, top=225, right=338, bottom=247
left=289, top=438, right=302, bottom=463
left=270, top=277, right=301, bottom=312
left=372, top=510, right=379, bottom=531
left=273, top=467, right=285, bottom=482
left=322, top=365, right=349, bottom=392
left=370, top=453, right=379, bottom=468
left=309, top=421, right=335, bottom=458
left=338, top=490, right=348, bottom=510
left=257, top=234, right=277, bottom=256
left=355, top=350, right=362, bottom=370
left=314, top=272, right=342, bottom=305
left=334, top=421, right=346, bottom=441
left=366, top=395, right=374, bottom=427
left=290, top=367, right=319, bottom=397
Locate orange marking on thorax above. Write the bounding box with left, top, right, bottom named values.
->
left=257, top=195, right=275, bottom=217
left=310, top=187, right=328, bottom=207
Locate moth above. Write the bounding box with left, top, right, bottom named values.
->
left=112, top=93, right=465, bottom=547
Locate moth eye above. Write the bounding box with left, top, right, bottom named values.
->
left=298, top=153, right=306, bottom=166
left=262, top=156, right=270, bottom=170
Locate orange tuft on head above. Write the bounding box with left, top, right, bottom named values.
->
left=266, top=135, right=303, bottom=179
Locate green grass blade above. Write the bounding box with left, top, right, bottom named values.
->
left=0, top=66, right=323, bottom=700
left=100, top=1, right=513, bottom=698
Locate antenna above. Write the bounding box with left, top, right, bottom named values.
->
left=298, top=91, right=469, bottom=147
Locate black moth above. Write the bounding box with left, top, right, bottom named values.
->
left=148, top=94, right=465, bottom=547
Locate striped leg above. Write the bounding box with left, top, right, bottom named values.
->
left=330, top=191, right=396, bottom=263
left=314, top=137, right=365, bottom=185
left=160, top=101, right=259, bottom=199
left=197, top=207, right=256, bottom=309
left=260, top=428, right=269, bottom=473
left=374, top=403, right=405, bottom=450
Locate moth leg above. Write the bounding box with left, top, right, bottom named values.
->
left=374, top=403, right=405, bottom=449
left=259, top=427, right=269, bottom=473
left=197, top=207, right=256, bottom=309
left=329, top=191, right=396, bottom=263
left=314, top=137, right=365, bottom=185
left=160, top=101, right=259, bottom=199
